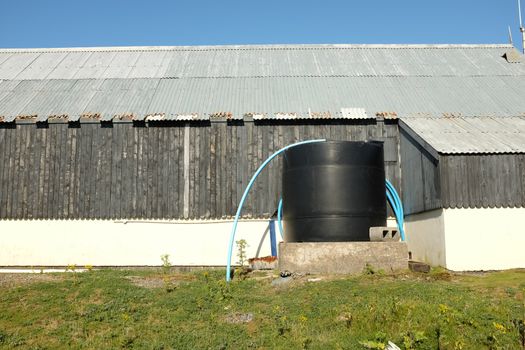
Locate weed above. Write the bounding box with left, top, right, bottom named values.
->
left=236, top=239, right=248, bottom=266
left=363, top=263, right=384, bottom=276
left=402, top=330, right=427, bottom=349
left=160, top=254, right=171, bottom=274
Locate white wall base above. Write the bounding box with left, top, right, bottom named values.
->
left=405, top=209, right=446, bottom=267
left=405, top=207, right=525, bottom=271
left=443, top=207, right=525, bottom=271
left=0, top=220, right=273, bottom=266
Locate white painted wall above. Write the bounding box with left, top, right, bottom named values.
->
left=404, top=209, right=446, bottom=267
left=443, top=207, right=525, bottom=271
left=0, top=220, right=274, bottom=266
left=404, top=207, right=525, bottom=271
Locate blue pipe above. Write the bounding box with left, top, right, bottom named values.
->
left=277, top=198, right=283, bottom=239
left=269, top=220, right=277, bottom=257
left=386, top=180, right=405, bottom=241
left=225, top=139, right=326, bottom=281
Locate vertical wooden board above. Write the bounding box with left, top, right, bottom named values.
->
left=0, top=128, right=7, bottom=218
left=154, top=126, right=162, bottom=219
left=136, top=126, right=146, bottom=219
left=3, top=127, right=14, bottom=218
left=446, top=156, right=458, bottom=208
left=11, top=125, right=22, bottom=219
left=161, top=126, right=170, bottom=218
left=234, top=124, right=243, bottom=217
left=220, top=123, right=228, bottom=218
left=257, top=124, right=264, bottom=217
left=19, top=126, right=31, bottom=219
left=147, top=126, right=155, bottom=219
left=122, top=124, right=133, bottom=218
left=159, top=127, right=167, bottom=218
left=421, top=152, right=440, bottom=211
left=93, top=125, right=104, bottom=218
left=72, top=126, right=82, bottom=218
left=516, top=153, right=525, bottom=208
left=242, top=123, right=250, bottom=216
left=227, top=124, right=234, bottom=218
left=195, top=126, right=201, bottom=219
left=198, top=127, right=207, bottom=219
left=9, top=125, right=22, bottom=218
left=508, top=155, right=522, bottom=207
left=455, top=155, right=467, bottom=208
left=179, top=126, right=186, bottom=218
left=467, top=156, right=480, bottom=208
left=102, top=126, right=113, bottom=219
left=35, top=127, right=47, bottom=218
left=61, top=126, right=72, bottom=218
left=57, top=124, right=68, bottom=218
left=84, top=124, right=95, bottom=218
left=438, top=156, right=449, bottom=208
left=202, top=126, right=210, bottom=219
left=131, top=126, right=139, bottom=218
left=208, top=123, right=215, bottom=219
left=186, top=126, right=192, bottom=219
left=27, top=126, right=40, bottom=219
left=493, top=155, right=505, bottom=208
left=85, top=124, right=96, bottom=219
left=64, top=127, right=73, bottom=218
left=76, top=125, right=86, bottom=217
left=109, top=123, right=119, bottom=218
left=501, top=155, right=513, bottom=207
left=48, top=125, right=59, bottom=219
left=203, top=126, right=210, bottom=219
left=267, top=124, right=275, bottom=213
left=155, top=127, right=163, bottom=219
left=42, top=124, right=54, bottom=218
left=166, top=127, right=175, bottom=218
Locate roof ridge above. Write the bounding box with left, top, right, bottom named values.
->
left=0, top=43, right=514, bottom=53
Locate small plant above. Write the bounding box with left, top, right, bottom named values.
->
left=84, top=265, right=93, bottom=272
left=65, top=264, right=76, bottom=272
left=235, top=239, right=248, bottom=267
left=160, top=254, right=171, bottom=274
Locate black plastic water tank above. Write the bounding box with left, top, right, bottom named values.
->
left=282, top=140, right=386, bottom=242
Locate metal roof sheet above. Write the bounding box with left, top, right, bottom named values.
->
left=0, top=44, right=524, bottom=80
left=0, top=44, right=524, bottom=123
left=400, top=116, right=525, bottom=154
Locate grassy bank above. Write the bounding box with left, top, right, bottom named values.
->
left=0, top=268, right=524, bottom=349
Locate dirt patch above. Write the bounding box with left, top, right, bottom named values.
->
left=224, top=312, right=254, bottom=324
left=0, top=273, right=63, bottom=289
left=125, top=274, right=196, bottom=289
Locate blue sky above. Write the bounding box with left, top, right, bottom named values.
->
left=0, top=0, right=523, bottom=48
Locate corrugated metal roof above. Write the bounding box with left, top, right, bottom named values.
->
left=400, top=116, right=525, bottom=154
left=1, top=44, right=523, bottom=80
left=0, top=44, right=524, bottom=122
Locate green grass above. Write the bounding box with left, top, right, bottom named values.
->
left=0, top=268, right=524, bottom=349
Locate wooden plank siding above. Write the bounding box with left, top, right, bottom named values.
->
left=399, top=128, right=442, bottom=215
left=400, top=128, right=525, bottom=214
left=439, top=153, right=525, bottom=209
left=0, top=120, right=401, bottom=220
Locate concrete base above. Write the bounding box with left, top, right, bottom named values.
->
left=278, top=242, right=409, bottom=275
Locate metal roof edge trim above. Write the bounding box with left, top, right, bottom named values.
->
left=0, top=43, right=514, bottom=53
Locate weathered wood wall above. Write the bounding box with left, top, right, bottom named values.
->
left=440, top=154, right=525, bottom=209
left=400, top=128, right=525, bottom=214
left=399, top=129, right=442, bottom=215
left=0, top=120, right=400, bottom=220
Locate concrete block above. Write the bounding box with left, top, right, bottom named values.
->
left=278, top=242, right=408, bottom=275
left=369, top=227, right=400, bottom=242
